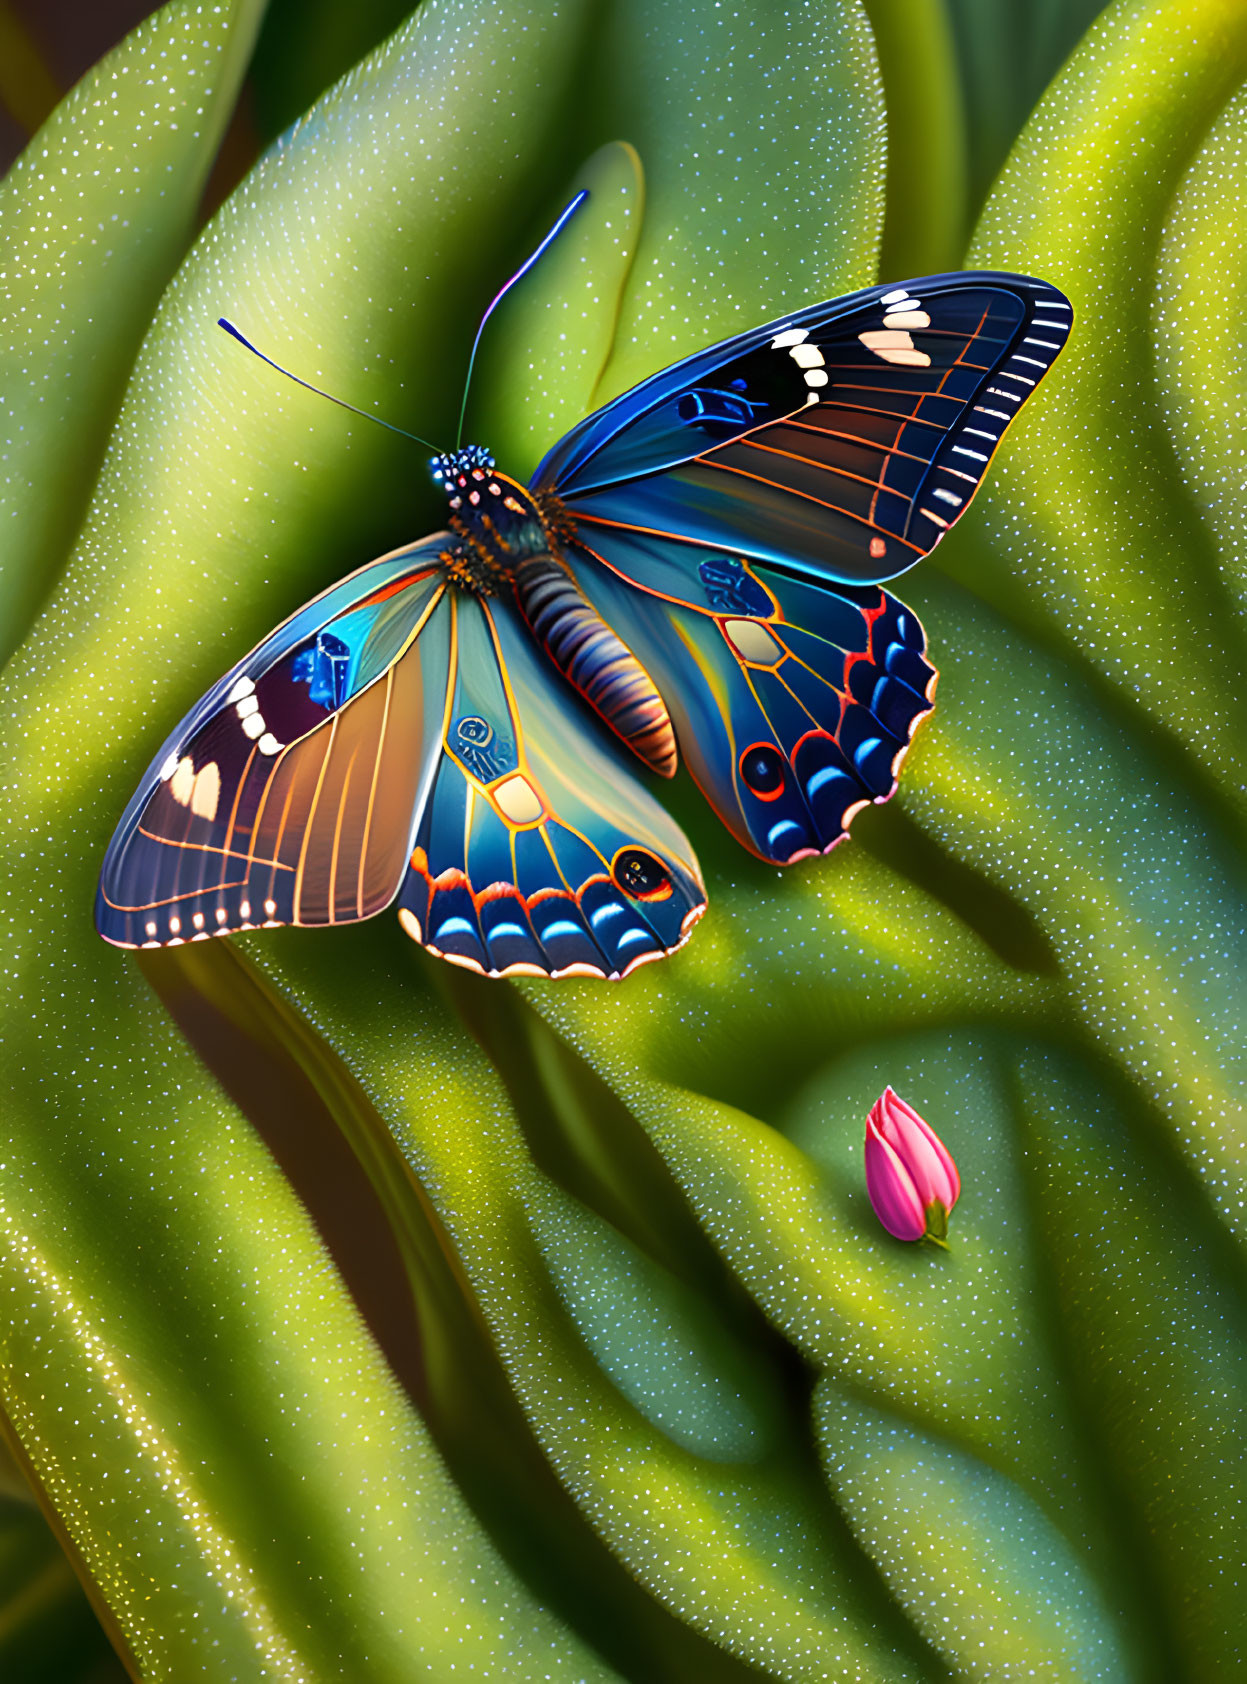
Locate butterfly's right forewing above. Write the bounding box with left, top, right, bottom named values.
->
left=97, top=539, right=449, bottom=947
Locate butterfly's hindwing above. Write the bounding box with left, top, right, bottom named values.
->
left=567, top=542, right=935, bottom=863
left=395, top=585, right=704, bottom=978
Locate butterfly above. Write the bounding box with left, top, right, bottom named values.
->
left=96, top=196, right=1070, bottom=980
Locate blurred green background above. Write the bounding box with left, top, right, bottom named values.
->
left=2, top=1, right=1245, bottom=1680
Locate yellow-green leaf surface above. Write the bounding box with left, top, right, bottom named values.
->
left=1155, top=79, right=1247, bottom=613
left=959, top=0, right=1247, bottom=813
left=3, top=0, right=1245, bottom=1679
left=0, top=0, right=267, bottom=666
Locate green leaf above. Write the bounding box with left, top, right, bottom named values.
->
left=1155, top=79, right=1247, bottom=613
left=961, top=0, right=1247, bottom=813
left=1017, top=1047, right=1247, bottom=1672
left=0, top=0, right=267, bottom=667
left=860, top=0, right=968, bottom=276
left=815, top=1387, right=1133, bottom=1682
left=944, top=0, right=1112, bottom=229
left=589, top=0, right=885, bottom=402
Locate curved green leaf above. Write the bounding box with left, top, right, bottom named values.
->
left=816, top=1387, right=1132, bottom=1682
left=1155, top=79, right=1247, bottom=613
left=962, top=0, right=1247, bottom=812
left=0, top=0, right=267, bottom=667
left=590, top=0, right=885, bottom=401
left=860, top=0, right=967, bottom=277
left=1017, top=1046, right=1247, bottom=1673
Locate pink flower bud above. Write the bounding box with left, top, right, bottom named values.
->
left=864, top=1088, right=961, bottom=1245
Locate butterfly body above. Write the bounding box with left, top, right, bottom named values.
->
left=97, top=268, right=1070, bottom=978
left=429, top=445, right=678, bottom=776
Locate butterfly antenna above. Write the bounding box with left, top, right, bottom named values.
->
left=455, top=189, right=590, bottom=447
left=217, top=318, right=442, bottom=452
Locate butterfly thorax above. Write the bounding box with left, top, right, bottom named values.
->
left=431, top=446, right=560, bottom=594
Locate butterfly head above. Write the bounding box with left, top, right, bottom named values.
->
left=430, top=444, right=496, bottom=502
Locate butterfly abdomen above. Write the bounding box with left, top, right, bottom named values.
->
left=513, top=553, right=677, bottom=778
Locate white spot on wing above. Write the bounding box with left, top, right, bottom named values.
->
left=169, top=757, right=195, bottom=807
left=189, top=762, right=220, bottom=821
left=723, top=619, right=781, bottom=665
left=493, top=773, right=544, bottom=824
left=859, top=329, right=931, bottom=367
